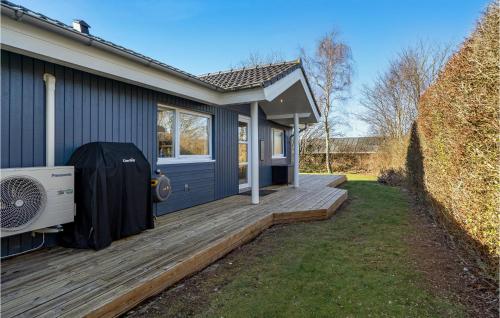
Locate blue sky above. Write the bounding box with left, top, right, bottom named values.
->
left=15, top=0, right=490, bottom=136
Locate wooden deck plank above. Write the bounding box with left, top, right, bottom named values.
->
left=1, top=174, right=347, bottom=318
left=1, top=175, right=344, bottom=314
left=3, top=204, right=268, bottom=310
left=2, top=198, right=255, bottom=292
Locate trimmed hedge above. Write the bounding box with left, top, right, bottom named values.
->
left=407, top=3, right=499, bottom=271
left=300, top=153, right=375, bottom=173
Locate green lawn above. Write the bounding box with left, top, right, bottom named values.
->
left=196, top=175, right=464, bottom=317
left=128, top=174, right=465, bottom=318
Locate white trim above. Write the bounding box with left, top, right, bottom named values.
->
left=157, top=158, right=215, bottom=165
left=238, top=115, right=251, bottom=190
left=238, top=115, right=251, bottom=122
left=218, top=87, right=265, bottom=105
left=157, top=104, right=212, bottom=164
left=238, top=186, right=251, bottom=194
left=267, top=113, right=310, bottom=120
left=1, top=18, right=221, bottom=105
left=1, top=16, right=320, bottom=123
left=271, top=128, right=285, bottom=159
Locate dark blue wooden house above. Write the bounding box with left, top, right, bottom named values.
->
left=0, top=1, right=320, bottom=257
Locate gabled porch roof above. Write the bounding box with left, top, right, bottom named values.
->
left=200, top=61, right=321, bottom=125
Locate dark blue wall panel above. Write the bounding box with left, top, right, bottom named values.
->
left=0, top=50, right=290, bottom=257
left=214, top=106, right=239, bottom=199
left=156, top=162, right=216, bottom=215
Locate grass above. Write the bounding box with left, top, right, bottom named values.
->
left=196, top=175, right=465, bottom=317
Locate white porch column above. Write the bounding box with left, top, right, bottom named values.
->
left=293, top=113, right=300, bottom=188
left=250, top=101, right=260, bottom=204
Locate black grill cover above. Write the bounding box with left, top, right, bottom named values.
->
left=60, top=142, right=154, bottom=250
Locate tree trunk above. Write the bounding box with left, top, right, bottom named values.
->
left=324, top=121, right=332, bottom=174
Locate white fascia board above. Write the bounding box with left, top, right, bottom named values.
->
left=266, top=113, right=311, bottom=120
left=218, top=87, right=265, bottom=105
left=1, top=17, right=221, bottom=105
left=1, top=15, right=320, bottom=119
left=262, top=69, right=320, bottom=122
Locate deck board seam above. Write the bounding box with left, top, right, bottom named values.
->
left=1, top=175, right=348, bottom=318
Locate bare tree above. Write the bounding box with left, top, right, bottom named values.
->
left=300, top=118, right=348, bottom=154
left=236, top=51, right=285, bottom=68
left=301, top=31, right=353, bottom=173
left=299, top=124, right=323, bottom=156
left=359, top=41, right=450, bottom=138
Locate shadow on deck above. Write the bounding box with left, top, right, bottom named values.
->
left=1, top=174, right=347, bottom=318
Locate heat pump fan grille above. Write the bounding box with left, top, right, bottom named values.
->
left=1, top=176, right=47, bottom=231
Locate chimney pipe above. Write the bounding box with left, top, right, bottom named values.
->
left=72, top=19, right=90, bottom=35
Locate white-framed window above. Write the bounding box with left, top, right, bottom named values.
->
left=238, top=115, right=251, bottom=189
left=271, top=128, right=285, bottom=158
left=157, top=104, right=213, bottom=164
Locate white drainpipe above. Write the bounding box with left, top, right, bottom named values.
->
left=250, top=101, right=259, bottom=204
left=293, top=113, right=300, bottom=188
left=43, top=73, right=56, bottom=167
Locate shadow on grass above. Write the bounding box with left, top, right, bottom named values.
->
left=406, top=123, right=497, bottom=276
left=127, top=174, right=467, bottom=318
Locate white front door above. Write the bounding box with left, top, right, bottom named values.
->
left=238, top=115, right=251, bottom=190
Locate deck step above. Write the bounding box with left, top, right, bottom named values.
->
left=1, top=175, right=347, bottom=318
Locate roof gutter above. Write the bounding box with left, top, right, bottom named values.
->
left=1, top=2, right=320, bottom=120
left=1, top=4, right=222, bottom=92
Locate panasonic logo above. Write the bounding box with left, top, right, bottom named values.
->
left=122, top=158, right=136, bottom=163
left=52, top=173, right=72, bottom=177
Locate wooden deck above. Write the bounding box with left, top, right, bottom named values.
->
left=1, top=174, right=347, bottom=318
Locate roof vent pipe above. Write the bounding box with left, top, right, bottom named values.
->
left=72, top=19, right=90, bottom=34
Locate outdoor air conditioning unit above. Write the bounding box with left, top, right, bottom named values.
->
left=0, top=166, right=75, bottom=238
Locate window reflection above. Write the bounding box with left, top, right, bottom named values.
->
left=158, top=109, right=175, bottom=158
left=179, top=112, right=209, bottom=155
left=239, top=165, right=248, bottom=185
left=239, top=143, right=248, bottom=163
left=272, top=128, right=284, bottom=157
left=238, top=122, right=248, bottom=142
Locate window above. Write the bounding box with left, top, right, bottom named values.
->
left=272, top=128, right=285, bottom=158
left=158, top=108, right=175, bottom=158
left=238, top=117, right=250, bottom=187
left=179, top=112, right=210, bottom=156
left=157, top=105, right=212, bottom=164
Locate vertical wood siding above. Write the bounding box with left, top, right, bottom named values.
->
left=214, top=106, right=239, bottom=199
left=0, top=50, right=287, bottom=256
left=156, top=162, right=216, bottom=215
left=1, top=51, right=157, bottom=168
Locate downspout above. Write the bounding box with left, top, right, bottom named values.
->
left=6, top=73, right=59, bottom=258
left=43, top=73, right=56, bottom=167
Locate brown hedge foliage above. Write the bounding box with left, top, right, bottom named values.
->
left=299, top=153, right=374, bottom=173
left=370, top=138, right=409, bottom=173
left=407, top=2, right=499, bottom=271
